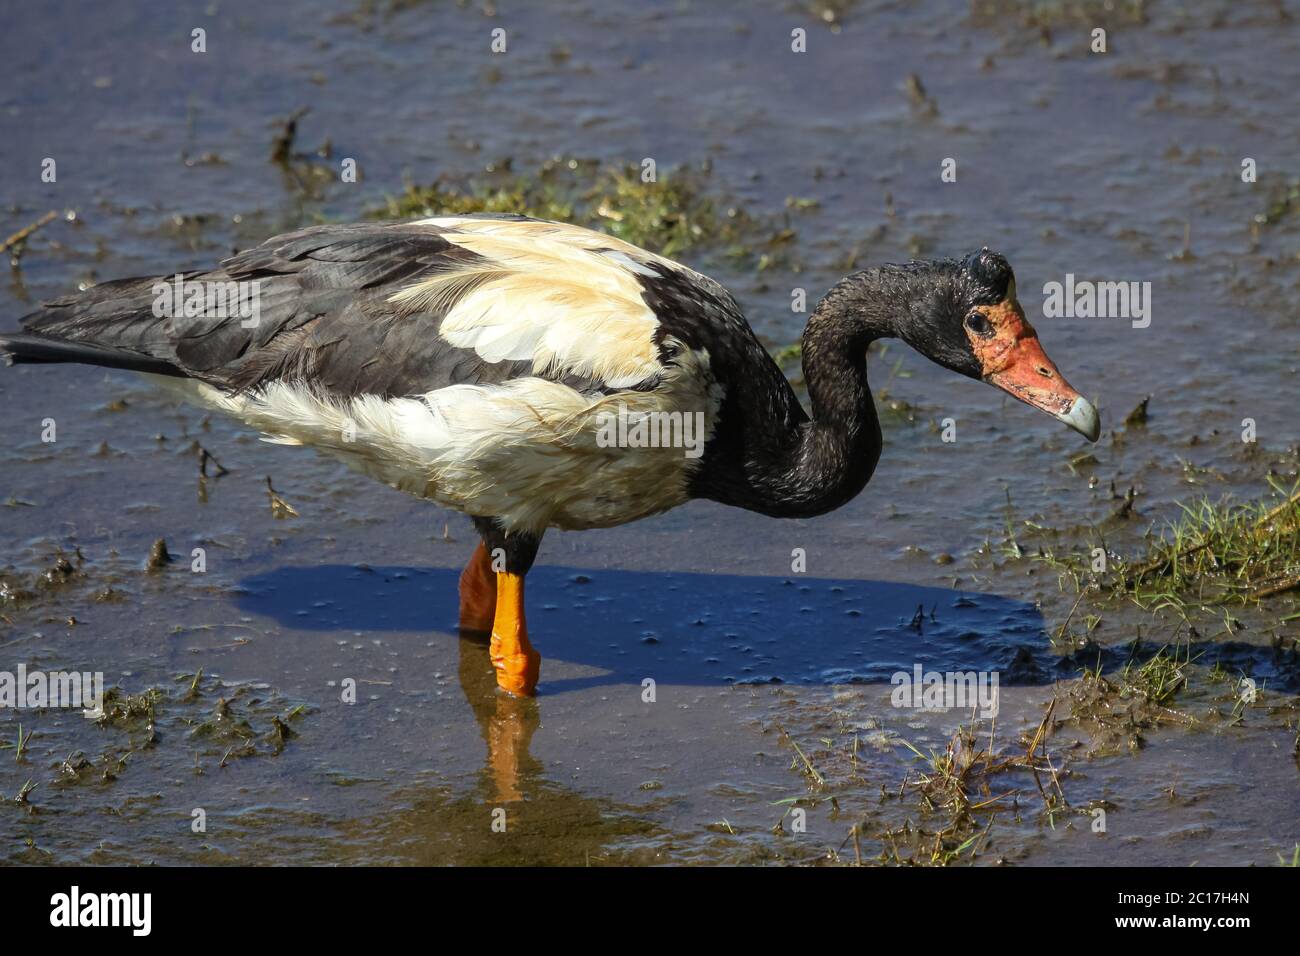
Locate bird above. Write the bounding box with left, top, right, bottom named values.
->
left=0, top=214, right=1099, bottom=697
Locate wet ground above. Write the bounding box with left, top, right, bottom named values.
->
left=1, top=0, right=1297, bottom=865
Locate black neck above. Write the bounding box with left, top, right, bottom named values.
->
left=768, top=274, right=893, bottom=516
left=698, top=272, right=899, bottom=518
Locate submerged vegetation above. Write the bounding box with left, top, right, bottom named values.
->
left=1061, top=643, right=1198, bottom=756
left=968, top=0, right=1150, bottom=30
left=1038, top=479, right=1300, bottom=616
left=768, top=692, right=1081, bottom=866
left=1121, top=480, right=1300, bottom=606
left=370, top=156, right=800, bottom=264
left=1256, top=178, right=1300, bottom=228
left=887, top=703, right=1069, bottom=865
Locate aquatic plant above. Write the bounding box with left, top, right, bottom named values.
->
left=371, top=157, right=789, bottom=260
left=1122, top=478, right=1300, bottom=607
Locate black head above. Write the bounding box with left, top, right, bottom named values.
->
left=887, top=248, right=1100, bottom=441
left=886, top=248, right=1014, bottom=377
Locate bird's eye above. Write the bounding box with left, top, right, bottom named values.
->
left=965, top=312, right=993, bottom=338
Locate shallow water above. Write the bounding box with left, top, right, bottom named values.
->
left=0, top=0, right=1297, bottom=865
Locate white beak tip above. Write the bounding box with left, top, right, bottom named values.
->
left=1058, top=396, right=1101, bottom=442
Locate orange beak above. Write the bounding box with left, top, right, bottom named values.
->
left=969, top=297, right=1100, bottom=442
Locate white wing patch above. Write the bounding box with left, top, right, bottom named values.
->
left=390, top=217, right=678, bottom=389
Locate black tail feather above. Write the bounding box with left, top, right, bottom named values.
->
left=0, top=332, right=185, bottom=377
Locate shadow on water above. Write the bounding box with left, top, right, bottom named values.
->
left=236, top=563, right=1063, bottom=691
left=237, top=564, right=1300, bottom=693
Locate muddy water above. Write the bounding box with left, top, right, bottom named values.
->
left=1, top=1, right=1297, bottom=865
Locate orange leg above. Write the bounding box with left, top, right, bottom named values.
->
left=458, top=541, right=496, bottom=633
left=489, top=571, right=540, bottom=697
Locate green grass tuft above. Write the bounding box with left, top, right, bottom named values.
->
left=370, top=157, right=792, bottom=261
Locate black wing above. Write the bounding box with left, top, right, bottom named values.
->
left=2, top=220, right=555, bottom=398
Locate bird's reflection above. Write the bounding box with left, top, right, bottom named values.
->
left=456, top=630, right=541, bottom=803
left=330, top=630, right=662, bottom=864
